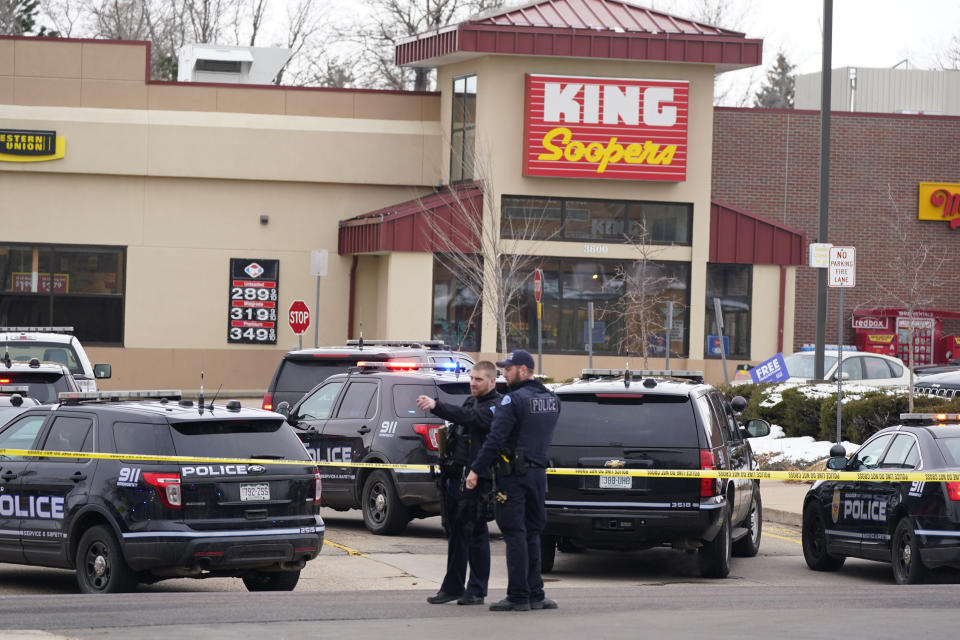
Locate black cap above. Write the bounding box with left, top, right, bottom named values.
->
left=496, top=349, right=535, bottom=369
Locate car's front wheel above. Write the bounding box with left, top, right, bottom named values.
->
left=540, top=535, right=557, bottom=574
left=892, top=517, right=928, bottom=585
left=75, top=525, right=138, bottom=594
left=362, top=470, right=410, bottom=535
left=801, top=502, right=845, bottom=571
left=698, top=509, right=732, bottom=578
left=242, top=569, right=301, bottom=591
left=733, top=488, right=762, bottom=557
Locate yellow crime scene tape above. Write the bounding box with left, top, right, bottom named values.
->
left=4, top=448, right=960, bottom=482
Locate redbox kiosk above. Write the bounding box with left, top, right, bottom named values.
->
left=852, top=309, right=960, bottom=366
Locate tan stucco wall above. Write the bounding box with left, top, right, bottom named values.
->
left=381, top=252, right=434, bottom=340
left=437, top=55, right=717, bottom=359
left=750, top=265, right=783, bottom=361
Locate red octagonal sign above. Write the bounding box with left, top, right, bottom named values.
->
left=533, top=268, right=543, bottom=303
left=288, top=300, right=310, bottom=335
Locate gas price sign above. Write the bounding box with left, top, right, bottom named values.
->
left=227, top=258, right=279, bottom=344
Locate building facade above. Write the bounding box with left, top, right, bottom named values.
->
left=0, top=2, right=819, bottom=391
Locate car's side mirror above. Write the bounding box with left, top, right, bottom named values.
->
left=826, top=456, right=848, bottom=470
left=275, top=401, right=291, bottom=418
left=730, top=396, right=747, bottom=413
left=744, top=418, right=770, bottom=438
left=93, top=363, right=112, bottom=379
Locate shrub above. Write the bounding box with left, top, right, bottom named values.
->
left=818, top=393, right=960, bottom=443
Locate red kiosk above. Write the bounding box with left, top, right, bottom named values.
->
left=852, top=308, right=960, bottom=366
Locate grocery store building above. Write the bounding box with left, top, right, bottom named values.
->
left=9, top=0, right=954, bottom=391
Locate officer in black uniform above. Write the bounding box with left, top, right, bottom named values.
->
left=465, top=349, right=560, bottom=612
left=417, top=360, right=500, bottom=606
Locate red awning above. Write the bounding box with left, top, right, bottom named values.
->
left=396, top=0, right=761, bottom=71
left=710, top=200, right=805, bottom=265
left=338, top=182, right=484, bottom=255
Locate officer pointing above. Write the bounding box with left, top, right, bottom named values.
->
left=465, top=349, right=560, bottom=612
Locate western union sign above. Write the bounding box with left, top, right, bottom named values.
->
left=0, top=129, right=66, bottom=162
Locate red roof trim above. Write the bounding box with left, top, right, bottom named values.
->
left=709, top=200, right=806, bottom=266
left=338, top=183, right=485, bottom=255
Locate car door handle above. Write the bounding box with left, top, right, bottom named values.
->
left=70, top=471, right=87, bottom=482
left=1, top=469, right=17, bottom=481
left=357, top=426, right=371, bottom=434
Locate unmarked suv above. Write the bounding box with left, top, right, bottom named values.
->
left=0, top=390, right=323, bottom=593
left=262, top=339, right=474, bottom=412
left=279, top=363, right=477, bottom=535
left=543, top=369, right=770, bottom=578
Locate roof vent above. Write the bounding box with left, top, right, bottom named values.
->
left=179, top=399, right=194, bottom=407
left=177, top=44, right=292, bottom=85
left=226, top=400, right=242, bottom=412
left=642, top=378, right=657, bottom=388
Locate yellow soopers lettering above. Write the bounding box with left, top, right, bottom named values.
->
left=538, top=127, right=677, bottom=173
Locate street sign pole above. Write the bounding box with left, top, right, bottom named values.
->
left=587, top=301, right=594, bottom=369
left=828, top=245, right=856, bottom=444
left=665, top=301, right=674, bottom=370
left=837, top=286, right=844, bottom=444
left=310, top=250, right=329, bottom=349
left=714, top=297, right=729, bottom=385
left=534, top=268, right=543, bottom=374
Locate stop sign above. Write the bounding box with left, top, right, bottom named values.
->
left=533, top=269, right=543, bottom=303
left=288, top=300, right=310, bottom=335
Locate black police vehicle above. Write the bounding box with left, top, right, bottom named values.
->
left=0, top=390, right=323, bottom=593
left=802, top=413, right=960, bottom=584
left=278, top=362, right=475, bottom=535
left=542, top=369, right=770, bottom=578
left=262, top=339, right=474, bottom=412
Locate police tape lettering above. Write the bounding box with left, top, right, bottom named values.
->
left=5, top=448, right=960, bottom=482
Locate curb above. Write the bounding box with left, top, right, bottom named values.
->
left=763, top=507, right=801, bottom=528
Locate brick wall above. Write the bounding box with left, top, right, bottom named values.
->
left=712, top=108, right=960, bottom=351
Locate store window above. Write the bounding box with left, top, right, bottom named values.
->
left=704, top=264, right=751, bottom=358
left=431, top=258, right=480, bottom=351
left=450, top=74, right=477, bottom=183
left=0, top=244, right=125, bottom=344
left=508, top=258, right=690, bottom=357
left=501, top=195, right=691, bottom=245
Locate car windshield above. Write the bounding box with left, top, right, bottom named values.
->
left=783, top=353, right=838, bottom=379
left=0, top=342, right=82, bottom=375
left=552, top=394, right=699, bottom=447
left=0, top=372, right=74, bottom=403
left=169, top=419, right=310, bottom=460
left=0, top=405, right=30, bottom=425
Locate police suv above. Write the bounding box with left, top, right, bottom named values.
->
left=543, top=369, right=770, bottom=578
left=802, top=413, right=960, bottom=584
left=278, top=362, right=476, bottom=535
left=0, top=357, right=80, bottom=404
left=0, top=390, right=323, bottom=593
left=0, top=327, right=111, bottom=392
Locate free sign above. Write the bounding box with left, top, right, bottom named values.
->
left=828, top=246, right=856, bottom=288
left=288, top=300, right=310, bottom=335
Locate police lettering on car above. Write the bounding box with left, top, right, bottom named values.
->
left=802, top=413, right=960, bottom=585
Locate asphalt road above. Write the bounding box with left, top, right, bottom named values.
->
left=2, top=511, right=960, bottom=639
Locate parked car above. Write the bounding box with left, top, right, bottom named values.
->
left=780, top=350, right=911, bottom=387
left=262, top=339, right=474, bottom=412
left=542, top=369, right=770, bottom=578
left=915, top=358, right=960, bottom=377
left=278, top=362, right=480, bottom=535
left=0, top=389, right=323, bottom=593
left=0, top=327, right=111, bottom=392
left=914, top=370, right=960, bottom=400
left=0, top=358, right=80, bottom=403
left=0, top=385, right=41, bottom=425
left=802, top=413, right=960, bottom=584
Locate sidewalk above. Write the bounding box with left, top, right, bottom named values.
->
left=760, top=480, right=811, bottom=528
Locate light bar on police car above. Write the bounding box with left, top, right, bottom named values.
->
left=900, top=413, right=960, bottom=424
left=0, top=326, right=74, bottom=334
left=58, top=389, right=182, bottom=403
left=582, top=368, right=704, bottom=379
left=0, top=385, right=29, bottom=394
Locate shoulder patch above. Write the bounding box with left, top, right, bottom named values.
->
left=490, top=405, right=496, bottom=413
left=501, top=395, right=512, bottom=406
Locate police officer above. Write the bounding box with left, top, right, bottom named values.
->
left=465, top=349, right=560, bottom=612
left=416, top=360, right=500, bottom=606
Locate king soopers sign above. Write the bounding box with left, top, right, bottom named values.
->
left=523, top=74, right=689, bottom=181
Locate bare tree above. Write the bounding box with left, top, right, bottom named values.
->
left=351, top=0, right=502, bottom=91
left=680, top=0, right=756, bottom=106
left=939, top=33, right=960, bottom=70
left=39, top=0, right=82, bottom=36
left=604, top=226, right=684, bottom=367
left=272, top=0, right=323, bottom=85
left=857, top=185, right=949, bottom=412
left=419, top=147, right=557, bottom=355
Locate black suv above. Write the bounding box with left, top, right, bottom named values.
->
left=263, top=340, right=474, bottom=412
left=279, top=364, right=476, bottom=535
left=0, top=390, right=323, bottom=594
left=542, top=369, right=770, bottom=578
left=914, top=370, right=960, bottom=400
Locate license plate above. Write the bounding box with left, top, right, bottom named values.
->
left=240, top=483, right=270, bottom=502
left=599, top=475, right=632, bottom=489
